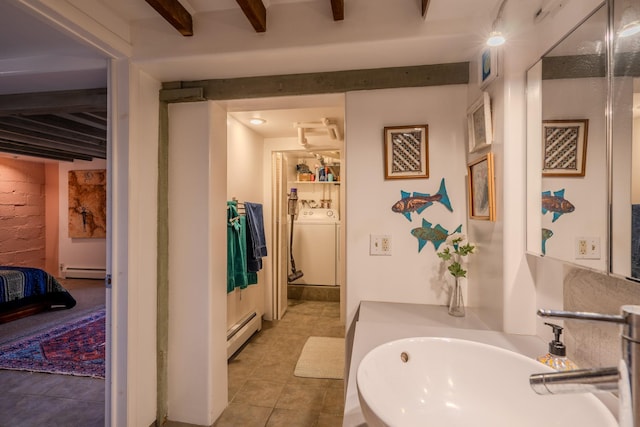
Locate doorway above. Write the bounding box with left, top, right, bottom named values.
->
left=226, top=93, right=346, bottom=322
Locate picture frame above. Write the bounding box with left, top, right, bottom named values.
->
left=542, top=119, right=589, bottom=177
left=467, top=153, right=496, bottom=221
left=383, top=124, right=429, bottom=180
left=467, top=92, right=493, bottom=153
left=479, top=47, right=499, bottom=89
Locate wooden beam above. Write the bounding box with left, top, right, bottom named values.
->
left=331, top=0, right=344, bottom=21
left=145, top=0, right=193, bottom=36
left=165, top=62, right=469, bottom=101
left=0, top=88, right=107, bottom=116
left=236, top=0, right=267, bottom=33
left=422, top=0, right=431, bottom=18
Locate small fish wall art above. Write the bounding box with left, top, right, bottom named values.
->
left=542, top=189, right=575, bottom=223
left=391, top=178, right=453, bottom=221
left=411, top=219, right=462, bottom=252
left=541, top=228, right=553, bottom=255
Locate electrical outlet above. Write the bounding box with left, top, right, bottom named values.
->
left=575, top=237, right=601, bottom=260
left=370, top=235, right=392, bottom=256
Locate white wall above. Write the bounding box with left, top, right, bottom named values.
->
left=167, top=101, right=227, bottom=425
left=226, top=116, right=266, bottom=330
left=126, top=65, right=160, bottom=427
left=345, top=85, right=469, bottom=325
left=58, top=158, right=107, bottom=274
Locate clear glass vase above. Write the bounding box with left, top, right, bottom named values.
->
left=448, top=277, right=465, bottom=317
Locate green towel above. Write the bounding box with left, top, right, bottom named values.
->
left=227, top=202, right=249, bottom=292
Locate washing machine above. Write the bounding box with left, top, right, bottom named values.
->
left=290, top=208, right=339, bottom=286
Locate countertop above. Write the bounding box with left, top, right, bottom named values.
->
left=343, top=301, right=618, bottom=427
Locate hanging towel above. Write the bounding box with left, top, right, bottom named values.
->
left=227, top=201, right=249, bottom=292
left=245, top=202, right=268, bottom=273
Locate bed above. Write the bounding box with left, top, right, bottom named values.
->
left=0, top=267, right=76, bottom=324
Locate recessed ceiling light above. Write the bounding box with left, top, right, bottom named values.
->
left=486, top=30, right=506, bottom=47
left=250, top=118, right=266, bottom=125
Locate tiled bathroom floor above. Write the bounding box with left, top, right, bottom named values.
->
left=216, top=299, right=345, bottom=427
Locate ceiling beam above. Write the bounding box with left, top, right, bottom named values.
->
left=0, top=140, right=91, bottom=162
left=144, top=0, right=193, bottom=36
left=169, top=62, right=469, bottom=101
left=236, top=0, right=267, bottom=33
left=0, top=89, right=107, bottom=116
left=331, top=0, right=344, bottom=21
left=0, top=116, right=105, bottom=146
left=422, top=0, right=430, bottom=18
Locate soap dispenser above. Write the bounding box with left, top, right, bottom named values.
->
left=537, top=322, right=578, bottom=371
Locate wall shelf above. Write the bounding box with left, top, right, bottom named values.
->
left=292, top=181, right=340, bottom=184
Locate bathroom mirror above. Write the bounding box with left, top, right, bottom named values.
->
left=611, top=0, right=640, bottom=279
left=526, top=4, right=609, bottom=272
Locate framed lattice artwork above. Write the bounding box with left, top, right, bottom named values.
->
left=383, top=124, right=429, bottom=180
left=542, top=119, right=588, bottom=177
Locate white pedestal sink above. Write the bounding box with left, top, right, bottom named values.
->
left=356, top=337, right=617, bottom=427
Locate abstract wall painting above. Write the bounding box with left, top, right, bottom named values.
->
left=467, top=153, right=496, bottom=221
left=384, top=124, right=429, bottom=180
left=479, top=47, right=499, bottom=89
left=467, top=92, right=493, bottom=153
left=542, top=119, right=588, bottom=177
left=68, top=169, right=107, bottom=238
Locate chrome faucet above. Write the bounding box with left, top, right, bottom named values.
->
left=529, top=305, right=640, bottom=426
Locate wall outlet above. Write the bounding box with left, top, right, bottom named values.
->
left=370, top=235, right=392, bottom=256
left=575, top=237, right=601, bottom=260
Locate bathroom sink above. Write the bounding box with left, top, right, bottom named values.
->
left=356, top=337, right=617, bottom=427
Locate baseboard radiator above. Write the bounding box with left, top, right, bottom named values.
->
left=227, top=311, right=262, bottom=359
left=63, top=267, right=107, bottom=280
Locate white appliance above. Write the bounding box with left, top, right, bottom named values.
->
left=291, top=208, right=339, bottom=286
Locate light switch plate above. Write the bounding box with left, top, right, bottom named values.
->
left=575, top=237, right=600, bottom=260
left=370, top=235, right=392, bottom=256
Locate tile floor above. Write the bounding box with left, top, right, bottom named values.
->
left=215, top=299, right=345, bottom=427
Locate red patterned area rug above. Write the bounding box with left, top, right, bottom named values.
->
left=0, top=307, right=105, bottom=378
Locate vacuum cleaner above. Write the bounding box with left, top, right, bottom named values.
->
left=287, top=188, right=304, bottom=283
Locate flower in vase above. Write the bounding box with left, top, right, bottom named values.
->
left=436, top=233, right=476, bottom=278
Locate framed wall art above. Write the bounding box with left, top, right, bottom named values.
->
left=467, top=153, right=496, bottom=221
left=479, top=47, right=499, bottom=89
left=542, top=119, right=588, bottom=177
left=467, top=92, right=493, bottom=153
left=383, top=124, right=429, bottom=180
left=68, top=169, right=107, bottom=238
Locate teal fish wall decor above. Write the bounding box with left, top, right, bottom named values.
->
left=542, top=189, right=575, bottom=223
left=411, top=219, right=462, bottom=252
left=542, top=228, right=553, bottom=255
left=391, top=178, right=453, bottom=221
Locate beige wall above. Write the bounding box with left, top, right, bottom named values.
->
left=0, top=157, right=46, bottom=269
left=44, top=163, right=59, bottom=274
